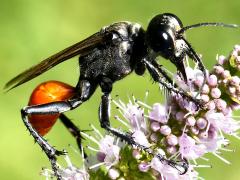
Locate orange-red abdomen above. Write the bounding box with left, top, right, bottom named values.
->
left=28, top=81, right=76, bottom=136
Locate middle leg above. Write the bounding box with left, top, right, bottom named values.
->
left=98, top=76, right=189, bottom=174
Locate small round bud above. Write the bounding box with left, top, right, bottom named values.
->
left=150, top=133, right=158, bottom=143
left=201, top=94, right=210, bottom=103
left=160, top=125, right=171, bottom=136
left=108, top=168, right=120, bottom=180
left=196, top=118, right=207, bottom=130
left=202, top=84, right=210, bottom=94
left=208, top=75, right=218, bottom=87
left=236, top=56, right=240, bottom=64
left=190, top=126, right=199, bottom=135
left=215, top=99, right=227, bottom=111
left=175, top=111, right=185, bottom=122
left=222, top=70, right=231, bottom=79
left=207, top=100, right=216, bottom=110
left=194, top=75, right=204, bottom=87
left=228, top=86, right=236, bottom=95
left=186, top=116, right=196, bottom=126
left=138, top=162, right=150, bottom=172
left=150, top=122, right=160, bottom=132
left=232, top=50, right=238, bottom=57
left=132, top=149, right=141, bottom=159
left=234, top=44, right=240, bottom=51
left=166, top=134, right=178, bottom=146
left=217, top=55, right=226, bottom=65
left=230, top=76, right=240, bottom=86
left=166, top=146, right=177, bottom=155
left=211, top=88, right=221, bottom=99
left=214, top=65, right=224, bottom=74
left=222, top=106, right=232, bottom=116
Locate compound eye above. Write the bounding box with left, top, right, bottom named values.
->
left=150, top=30, right=174, bottom=58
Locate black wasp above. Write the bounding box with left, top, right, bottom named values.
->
left=5, top=13, right=238, bottom=179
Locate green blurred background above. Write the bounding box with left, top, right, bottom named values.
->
left=1, top=0, right=240, bottom=179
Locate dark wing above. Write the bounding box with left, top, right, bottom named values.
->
left=5, top=32, right=112, bottom=91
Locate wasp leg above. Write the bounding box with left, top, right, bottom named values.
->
left=59, top=114, right=87, bottom=157
left=144, top=59, right=203, bottom=107
left=152, top=61, right=174, bottom=85
left=21, top=80, right=97, bottom=179
left=98, top=77, right=189, bottom=175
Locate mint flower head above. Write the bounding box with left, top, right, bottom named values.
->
left=42, top=45, right=240, bottom=180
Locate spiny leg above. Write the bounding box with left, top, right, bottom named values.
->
left=144, top=59, right=203, bottom=108
left=151, top=59, right=174, bottom=85
left=98, top=77, right=189, bottom=174
left=59, top=114, right=87, bottom=157
left=21, top=80, right=97, bottom=179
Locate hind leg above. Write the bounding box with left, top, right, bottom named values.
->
left=21, top=80, right=97, bottom=179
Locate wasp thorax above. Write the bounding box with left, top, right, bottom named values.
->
left=146, top=13, right=183, bottom=59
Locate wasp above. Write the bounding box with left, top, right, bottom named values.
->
left=5, top=13, right=238, bottom=179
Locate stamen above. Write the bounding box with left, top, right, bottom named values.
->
left=144, top=90, right=149, bottom=104
left=199, top=156, right=209, bottom=161
left=88, top=162, right=105, bottom=170
left=114, top=115, right=131, bottom=129
left=193, top=164, right=212, bottom=168
left=90, top=124, right=103, bottom=139
left=64, top=155, right=73, bottom=167
left=212, top=152, right=231, bottom=164
left=86, top=145, right=99, bottom=152
left=135, top=100, right=152, bottom=109
left=80, top=132, right=100, bottom=145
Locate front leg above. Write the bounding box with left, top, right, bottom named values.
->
left=143, top=59, right=202, bottom=107
left=98, top=76, right=188, bottom=174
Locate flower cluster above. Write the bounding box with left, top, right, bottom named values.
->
left=42, top=45, right=240, bottom=180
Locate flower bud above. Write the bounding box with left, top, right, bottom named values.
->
left=191, top=126, right=199, bottom=135
left=150, top=133, right=158, bottom=143
left=186, top=116, right=196, bottom=126
left=228, top=86, right=236, bottom=95
left=196, top=118, right=207, bottom=130
left=132, top=149, right=141, bottom=159
left=194, top=75, right=204, bottom=87
left=175, top=111, right=185, bottom=122
left=201, top=94, right=210, bottom=103
left=215, top=99, right=227, bottom=111
left=222, top=70, right=231, bottom=79
left=108, top=168, right=120, bottom=180
left=150, top=121, right=160, bottom=132
left=208, top=75, right=218, bottom=87
left=211, top=88, right=221, bottom=99
left=160, top=125, right=171, bottom=136
left=202, top=84, right=210, bottom=94
left=213, top=65, right=224, bottom=74
left=167, top=134, right=178, bottom=146
left=230, top=76, right=240, bottom=86
left=138, top=162, right=150, bottom=172
left=217, top=55, right=226, bottom=65
left=207, top=100, right=216, bottom=110
left=166, top=146, right=177, bottom=155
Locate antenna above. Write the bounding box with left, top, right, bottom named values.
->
left=179, top=22, right=239, bottom=34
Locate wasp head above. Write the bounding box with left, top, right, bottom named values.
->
left=146, top=13, right=188, bottom=82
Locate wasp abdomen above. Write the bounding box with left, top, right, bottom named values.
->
left=28, top=81, right=76, bottom=136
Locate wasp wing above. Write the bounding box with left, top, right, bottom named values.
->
left=5, top=32, right=112, bottom=91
